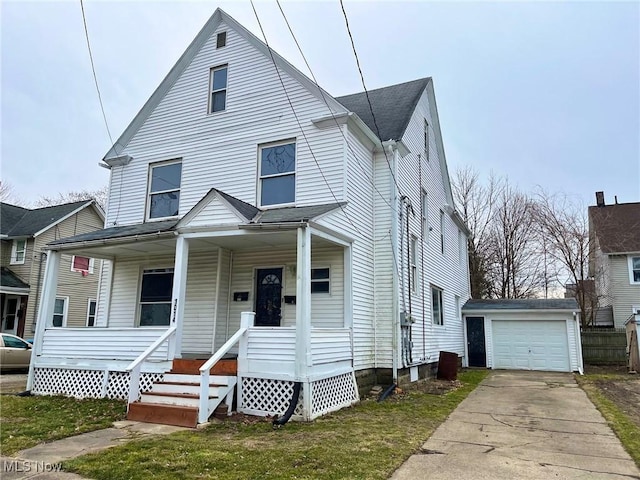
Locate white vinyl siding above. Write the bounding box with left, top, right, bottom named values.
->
left=104, top=21, right=344, bottom=227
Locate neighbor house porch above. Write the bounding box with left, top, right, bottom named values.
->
left=27, top=216, right=359, bottom=425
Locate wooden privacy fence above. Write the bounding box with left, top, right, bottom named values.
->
left=581, top=329, right=627, bottom=365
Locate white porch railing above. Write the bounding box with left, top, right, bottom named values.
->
left=40, top=327, right=171, bottom=361
left=126, top=326, right=177, bottom=405
left=198, top=312, right=253, bottom=423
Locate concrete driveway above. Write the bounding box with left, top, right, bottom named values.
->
left=391, top=371, right=640, bottom=480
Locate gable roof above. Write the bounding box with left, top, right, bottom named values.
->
left=589, top=202, right=640, bottom=253
left=463, top=298, right=579, bottom=311
left=0, top=201, right=96, bottom=238
left=336, top=78, right=430, bottom=142
left=0, top=267, right=30, bottom=290
left=102, top=8, right=346, bottom=161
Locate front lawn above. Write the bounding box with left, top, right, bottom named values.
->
left=65, top=370, right=488, bottom=480
left=0, top=395, right=126, bottom=455
left=576, top=370, right=640, bottom=467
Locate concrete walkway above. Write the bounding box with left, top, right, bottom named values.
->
left=1, top=421, right=187, bottom=480
left=392, top=371, right=640, bottom=480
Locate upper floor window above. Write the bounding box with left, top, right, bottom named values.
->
left=209, top=65, right=228, bottom=113
left=147, top=161, right=182, bottom=220
left=311, top=267, right=330, bottom=294
left=71, top=255, right=94, bottom=274
left=421, top=189, right=428, bottom=241
left=259, top=141, right=296, bottom=207
left=424, top=119, right=430, bottom=161
left=629, top=256, right=640, bottom=284
left=216, top=32, right=227, bottom=49
left=10, top=239, right=26, bottom=265
left=431, top=285, right=443, bottom=325
left=440, top=210, right=445, bottom=255
left=139, top=268, right=174, bottom=326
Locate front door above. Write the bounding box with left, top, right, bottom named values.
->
left=2, top=296, right=20, bottom=335
left=466, top=316, right=486, bottom=367
left=255, top=268, right=283, bottom=326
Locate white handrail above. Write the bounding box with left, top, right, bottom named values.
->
left=198, top=312, right=254, bottom=423
left=126, top=326, right=176, bottom=405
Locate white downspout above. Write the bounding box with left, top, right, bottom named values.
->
left=389, top=144, right=400, bottom=384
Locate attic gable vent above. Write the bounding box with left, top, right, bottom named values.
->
left=216, top=32, right=226, bottom=49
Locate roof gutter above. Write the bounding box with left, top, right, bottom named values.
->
left=461, top=308, right=580, bottom=314
left=240, top=222, right=307, bottom=231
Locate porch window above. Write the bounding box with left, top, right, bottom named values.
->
left=259, top=141, right=296, bottom=207
left=209, top=65, right=228, bottom=113
left=10, top=239, right=26, bottom=265
left=53, top=297, right=68, bottom=327
left=311, top=267, right=330, bottom=294
left=630, top=256, right=640, bottom=284
left=87, top=299, right=97, bottom=327
left=71, top=255, right=94, bottom=274
left=139, top=268, right=174, bottom=326
left=431, top=286, right=443, bottom=326
left=147, top=161, right=182, bottom=220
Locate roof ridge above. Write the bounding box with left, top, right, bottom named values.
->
left=335, top=77, right=431, bottom=99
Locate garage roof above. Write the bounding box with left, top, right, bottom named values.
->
left=463, top=298, right=579, bottom=311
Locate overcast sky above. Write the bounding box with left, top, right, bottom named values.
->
left=2, top=1, right=638, bottom=209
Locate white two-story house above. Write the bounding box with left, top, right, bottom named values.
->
left=27, top=8, right=470, bottom=427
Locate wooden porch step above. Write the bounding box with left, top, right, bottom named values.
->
left=127, top=402, right=198, bottom=428
left=170, top=358, right=237, bottom=375
left=141, top=391, right=215, bottom=407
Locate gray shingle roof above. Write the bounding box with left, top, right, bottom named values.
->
left=0, top=267, right=30, bottom=289
left=336, top=78, right=431, bottom=142
left=255, top=203, right=345, bottom=224
left=48, top=220, right=178, bottom=246
left=463, top=298, right=579, bottom=311
left=0, top=201, right=91, bottom=237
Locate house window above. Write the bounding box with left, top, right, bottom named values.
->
left=424, top=119, right=429, bottom=161
left=410, top=236, right=418, bottom=293
left=209, top=65, right=228, bottom=113
left=431, top=286, right=443, bottom=325
left=216, top=32, right=226, bottom=48
left=421, top=189, right=428, bottom=242
left=440, top=210, right=445, bottom=254
left=629, top=256, right=640, bottom=284
left=147, top=161, right=182, bottom=219
left=10, top=239, right=26, bottom=265
left=87, top=299, right=97, bottom=327
left=259, top=141, right=296, bottom=207
left=139, top=268, right=174, bottom=326
left=71, top=255, right=94, bottom=274
left=53, top=297, right=68, bottom=327
left=311, top=267, right=330, bottom=294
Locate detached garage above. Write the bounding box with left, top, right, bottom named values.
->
left=462, top=299, right=583, bottom=374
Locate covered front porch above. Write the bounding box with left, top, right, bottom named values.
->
left=27, top=206, right=359, bottom=424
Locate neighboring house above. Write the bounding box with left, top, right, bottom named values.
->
left=0, top=201, right=104, bottom=338
left=588, top=192, right=640, bottom=329
left=27, top=9, right=470, bottom=426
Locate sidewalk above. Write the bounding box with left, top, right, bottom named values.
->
left=1, top=420, right=186, bottom=480
left=391, top=371, right=640, bottom=480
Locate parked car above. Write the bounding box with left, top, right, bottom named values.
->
left=0, top=333, right=32, bottom=371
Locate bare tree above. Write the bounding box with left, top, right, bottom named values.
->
left=452, top=166, right=503, bottom=298
left=35, top=186, right=107, bottom=211
left=0, top=180, right=25, bottom=205
left=535, top=190, right=597, bottom=325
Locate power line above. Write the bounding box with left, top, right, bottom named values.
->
left=338, top=0, right=401, bottom=194
left=275, top=0, right=393, bottom=211
left=79, top=0, right=115, bottom=147
left=250, top=0, right=366, bottom=239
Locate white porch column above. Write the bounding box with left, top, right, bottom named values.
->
left=170, top=236, right=189, bottom=359
left=27, top=250, right=61, bottom=390
left=295, top=226, right=312, bottom=382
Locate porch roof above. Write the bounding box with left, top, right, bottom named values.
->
left=48, top=220, right=178, bottom=246
left=1, top=267, right=30, bottom=293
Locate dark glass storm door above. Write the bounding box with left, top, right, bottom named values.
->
left=255, top=268, right=283, bottom=326
left=466, top=316, right=487, bottom=367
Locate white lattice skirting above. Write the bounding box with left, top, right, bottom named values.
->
left=32, top=367, right=163, bottom=400
left=240, top=372, right=358, bottom=420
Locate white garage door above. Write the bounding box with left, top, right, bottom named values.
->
left=492, top=320, right=570, bottom=372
